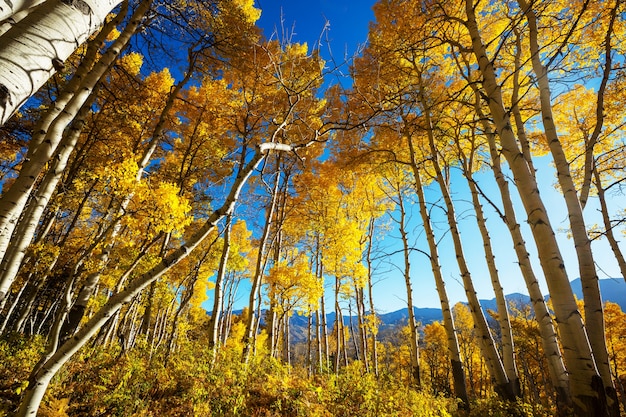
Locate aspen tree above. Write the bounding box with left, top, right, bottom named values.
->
left=517, top=3, right=616, bottom=411
left=0, top=0, right=149, bottom=303
left=15, top=141, right=296, bottom=417
left=463, top=0, right=607, bottom=413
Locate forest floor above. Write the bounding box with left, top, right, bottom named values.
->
left=0, top=334, right=552, bottom=417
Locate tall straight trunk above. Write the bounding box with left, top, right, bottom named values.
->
left=306, top=310, right=311, bottom=374
left=0, top=0, right=125, bottom=126
left=320, top=294, right=329, bottom=371
left=333, top=275, right=342, bottom=373
left=465, top=2, right=605, bottom=414
left=15, top=143, right=286, bottom=417
left=407, top=140, right=469, bottom=409
left=356, top=286, right=369, bottom=372
left=283, top=315, right=291, bottom=366
left=365, top=218, right=379, bottom=377
left=470, top=84, right=572, bottom=412
left=416, top=87, right=513, bottom=399
left=395, top=183, right=421, bottom=387
left=242, top=171, right=281, bottom=362
left=517, top=5, right=615, bottom=412
left=348, top=301, right=360, bottom=361
left=463, top=163, right=520, bottom=395
left=209, top=216, right=232, bottom=349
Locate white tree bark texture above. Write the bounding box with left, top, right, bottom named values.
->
left=0, top=0, right=122, bottom=125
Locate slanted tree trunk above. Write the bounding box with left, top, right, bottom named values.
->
left=0, top=99, right=91, bottom=303
left=0, top=0, right=146, bottom=303
left=15, top=142, right=290, bottom=417
left=416, top=84, right=514, bottom=399
left=468, top=81, right=572, bottom=413
left=0, top=0, right=124, bottom=125
left=407, top=138, right=469, bottom=410
left=457, top=136, right=520, bottom=396
left=465, top=2, right=606, bottom=414
left=516, top=4, right=616, bottom=412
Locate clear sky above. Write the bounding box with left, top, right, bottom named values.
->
left=256, top=0, right=377, bottom=57
left=229, top=1, right=626, bottom=315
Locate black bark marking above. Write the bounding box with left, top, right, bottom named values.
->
left=0, top=84, right=12, bottom=108
left=61, top=0, right=92, bottom=15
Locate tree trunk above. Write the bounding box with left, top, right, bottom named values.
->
left=593, top=168, right=626, bottom=282
left=465, top=169, right=520, bottom=396
left=395, top=183, right=421, bottom=387
left=471, top=84, right=572, bottom=412
left=0, top=100, right=90, bottom=302
left=0, top=0, right=145, bottom=301
left=465, top=1, right=606, bottom=413
left=516, top=4, right=616, bottom=412
left=15, top=143, right=283, bottom=416
left=416, top=88, right=513, bottom=399
left=408, top=139, right=469, bottom=409
left=365, top=218, right=379, bottom=377
left=242, top=165, right=281, bottom=362
left=0, top=0, right=124, bottom=126
left=209, top=216, right=232, bottom=349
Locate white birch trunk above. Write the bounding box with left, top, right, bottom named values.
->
left=471, top=84, right=572, bottom=409
left=0, top=0, right=122, bottom=126
left=394, top=183, right=421, bottom=386
left=465, top=1, right=604, bottom=414
left=208, top=217, right=232, bottom=349
left=408, top=138, right=469, bottom=409
left=466, top=174, right=520, bottom=395
left=0, top=105, right=86, bottom=303
left=15, top=142, right=286, bottom=416
left=0, top=0, right=46, bottom=22
left=0, top=1, right=146, bottom=304
left=517, top=3, right=615, bottom=410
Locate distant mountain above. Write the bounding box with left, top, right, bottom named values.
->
left=234, top=279, right=625, bottom=344
left=570, top=277, right=626, bottom=309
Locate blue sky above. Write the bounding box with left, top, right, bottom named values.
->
left=237, top=1, right=626, bottom=314
left=256, top=0, right=376, bottom=56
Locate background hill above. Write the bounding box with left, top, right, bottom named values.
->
left=282, top=278, right=626, bottom=343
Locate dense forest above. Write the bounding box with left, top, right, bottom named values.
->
left=0, top=0, right=625, bottom=416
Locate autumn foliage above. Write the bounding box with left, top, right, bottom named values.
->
left=0, top=0, right=625, bottom=416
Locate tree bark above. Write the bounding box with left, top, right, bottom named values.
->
left=465, top=1, right=606, bottom=414
left=517, top=1, right=616, bottom=413
left=242, top=165, right=281, bottom=362
left=407, top=138, right=469, bottom=410
left=0, top=0, right=46, bottom=22
left=469, top=82, right=572, bottom=412
left=394, top=182, right=421, bottom=387
left=15, top=142, right=287, bottom=416
left=0, top=0, right=124, bottom=126
left=0, top=0, right=144, bottom=302
left=208, top=216, right=232, bottom=349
